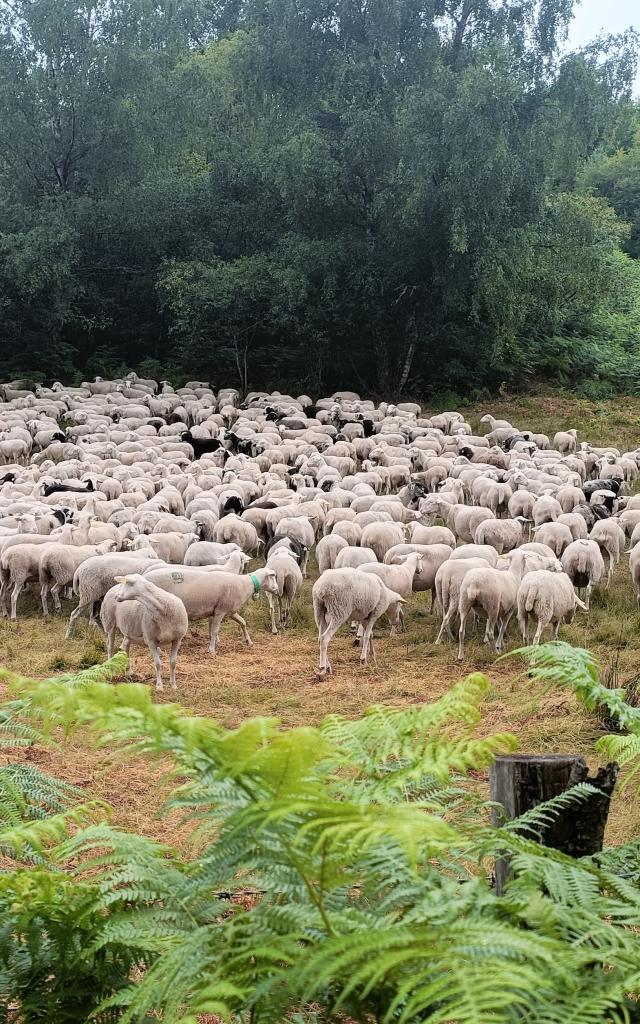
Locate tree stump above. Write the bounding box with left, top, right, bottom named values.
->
left=490, top=754, right=618, bottom=894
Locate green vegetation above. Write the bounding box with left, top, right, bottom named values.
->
left=1, top=648, right=640, bottom=1022
left=0, top=1, right=639, bottom=395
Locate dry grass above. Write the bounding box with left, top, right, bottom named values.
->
left=2, top=392, right=640, bottom=853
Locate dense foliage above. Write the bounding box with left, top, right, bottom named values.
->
left=0, top=649, right=640, bottom=1023
left=0, top=0, right=638, bottom=396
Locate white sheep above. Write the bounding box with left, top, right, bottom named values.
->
left=457, top=567, right=519, bottom=660
left=66, top=550, right=160, bottom=636
left=101, top=574, right=188, bottom=690
left=473, top=518, right=523, bottom=554
left=334, top=546, right=378, bottom=569
left=561, top=538, right=605, bottom=610
left=39, top=540, right=116, bottom=616
left=357, top=552, right=423, bottom=630
left=589, top=519, right=625, bottom=584
left=553, top=429, right=578, bottom=454
left=265, top=548, right=303, bottom=633
left=312, top=568, right=405, bottom=678
left=316, top=534, right=348, bottom=574
left=143, top=564, right=278, bottom=655
left=532, top=522, right=573, bottom=557
left=517, top=569, right=586, bottom=645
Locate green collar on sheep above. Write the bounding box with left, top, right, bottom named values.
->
left=250, top=573, right=261, bottom=594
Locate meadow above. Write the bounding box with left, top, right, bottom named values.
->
left=2, top=392, right=640, bottom=851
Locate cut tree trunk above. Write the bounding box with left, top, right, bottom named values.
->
left=490, top=754, right=618, bottom=894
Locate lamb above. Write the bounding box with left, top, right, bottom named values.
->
left=142, top=564, right=278, bottom=654
left=39, top=539, right=116, bottom=616
left=457, top=567, right=519, bottom=660
left=357, top=552, right=423, bottom=630
left=265, top=548, right=303, bottom=633
left=66, top=549, right=161, bottom=636
left=561, top=538, right=605, bottom=610
left=517, top=569, right=586, bottom=645
left=316, top=534, right=348, bottom=574
left=589, top=518, right=625, bottom=584
left=101, top=574, right=188, bottom=690
left=473, top=518, right=523, bottom=554
left=312, top=568, right=405, bottom=678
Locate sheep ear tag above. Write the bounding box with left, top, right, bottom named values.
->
left=171, top=571, right=184, bottom=583
left=250, top=573, right=261, bottom=594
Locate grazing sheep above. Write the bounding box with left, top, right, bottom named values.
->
left=557, top=512, right=588, bottom=541
left=357, top=552, right=423, bottom=630
left=448, top=545, right=499, bottom=565
left=39, top=540, right=117, bottom=616
left=473, top=518, right=523, bottom=554
left=532, top=522, right=573, bottom=558
left=360, top=522, right=405, bottom=563
left=265, top=548, right=303, bottom=633
left=590, top=518, right=625, bottom=584
left=457, top=567, right=519, bottom=660
left=184, top=541, right=243, bottom=566
left=312, top=569, right=405, bottom=678
left=334, top=546, right=378, bottom=569
left=553, top=429, right=578, bottom=454
left=434, top=557, right=489, bottom=644
left=517, top=569, right=586, bottom=645
left=316, top=534, right=349, bottom=574
left=101, top=574, right=189, bottom=690
left=143, top=564, right=278, bottom=654
left=66, top=550, right=161, bottom=636
left=561, top=539, right=605, bottom=610
left=630, top=545, right=640, bottom=607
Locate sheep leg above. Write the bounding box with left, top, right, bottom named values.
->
left=208, top=612, right=225, bottom=655
left=318, top=623, right=338, bottom=677
left=435, top=607, right=456, bottom=645
left=51, top=584, right=62, bottom=614
left=89, top=600, right=101, bottom=627
left=10, top=582, right=24, bottom=621
left=532, top=618, right=546, bottom=646
left=585, top=584, right=592, bottom=612
left=268, top=593, right=278, bottom=635
left=106, top=628, right=115, bottom=659
left=149, top=642, right=164, bottom=691
left=230, top=612, right=252, bottom=646
left=0, top=578, right=9, bottom=618
left=457, top=611, right=468, bottom=662
left=168, top=640, right=180, bottom=690
left=496, top=610, right=514, bottom=653
left=66, top=601, right=90, bottom=638
left=40, top=584, right=49, bottom=617
left=360, top=617, right=377, bottom=664
left=551, top=619, right=561, bottom=640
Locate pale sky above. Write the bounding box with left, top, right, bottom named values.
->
left=567, top=0, right=639, bottom=91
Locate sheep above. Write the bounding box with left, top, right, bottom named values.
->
left=101, top=574, right=188, bottom=690
left=448, top=505, right=495, bottom=544
left=39, top=539, right=117, bottom=616
left=66, top=549, right=161, bottom=636
left=142, top=564, right=278, bottom=655
left=532, top=495, right=562, bottom=526
left=312, top=569, right=405, bottom=678
left=0, top=542, right=60, bottom=619
left=589, top=518, right=625, bottom=584
left=406, top=523, right=456, bottom=548
left=273, top=516, right=316, bottom=575
left=316, top=534, right=348, bottom=574
left=383, top=543, right=451, bottom=607
left=561, top=538, right=605, bottom=610
left=630, top=545, right=640, bottom=607
left=265, top=548, right=303, bottom=633
left=531, top=522, right=573, bottom=557
left=131, top=531, right=197, bottom=563
left=184, top=541, right=243, bottom=566
left=357, top=552, right=423, bottom=630
left=553, top=429, right=578, bottom=454
left=434, top=556, right=492, bottom=643
left=457, top=567, right=519, bottom=660
left=517, top=569, right=586, bottom=645
left=330, top=520, right=363, bottom=546
left=360, top=522, right=405, bottom=563
left=473, top=518, right=523, bottom=554
left=213, top=513, right=260, bottom=555
left=557, top=512, right=589, bottom=541
left=334, top=546, right=378, bottom=569
left=448, top=544, right=499, bottom=565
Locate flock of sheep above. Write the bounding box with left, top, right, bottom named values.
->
left=0, top=374, right=638, bottom=688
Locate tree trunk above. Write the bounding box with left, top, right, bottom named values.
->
left=397, top=311, right=417, bottom=393
left=490, top=754, right=618, bottom=894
